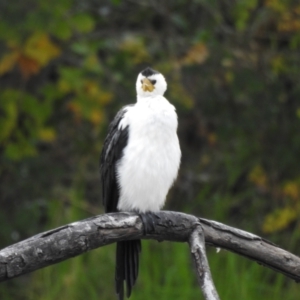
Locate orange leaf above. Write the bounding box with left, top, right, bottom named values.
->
left=67, top=102, right=82, bottom=123
left=89, top=110, right=103, bottom=125
left=207, top=133, right=217, bottom=146
left=182, top=43, right=209, bottom=65
left=17, top=54, right=40, bottom=79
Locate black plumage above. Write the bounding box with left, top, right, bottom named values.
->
left=100, top=105, right=141, bottom=300
left=100, top=106, right=129, bottom=212
left=141, top=67, right=158, bottom=77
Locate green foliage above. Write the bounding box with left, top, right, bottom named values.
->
left=0, top=89, right=57, bottom=160
left=208, top=249, right=295, bottom=300
left=1, top=0, right=300, bottom=299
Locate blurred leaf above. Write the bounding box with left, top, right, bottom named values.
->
left=50, top=20, right=73, bottom=40
left=168, top=80, right=194, bottom=110
left=208, top=132, right=218, bottom=146
left=0, top=89, right=57, bottom=160
left=0, top=33, right=61, bottom=79
left=0, top=92, right=18, bottom=143
left=263, top=206, right=299, bottom=233
left=233, top=0, right=258, bottom=31
left=182, top=43, right=209, bottom=65
left=225, top=71, right=234, bottom=83
left=71, top=42, right=91, bottom=55
left=72, top=13, right=95, bottom=33
left=0, top=20, right=20, bottom=42
left=17, top=54, right=41, bottom=78
left=38, top=128, right=57, bottom=142
left=22, top=94, right=44, bottom=123
left=69, top=80, right=113, bottom=126
left=24, top=33, right=61, bottom=67
left=89, top=110, right=104, bottom=125
left=248, top=165, right=268, bottom=190
left=271, top=55, right=287, bottom=75
left=84, top=55, right=102, bottom=73
left=67, top=102, right=82, bottom=122
left=282, top=181, right=300, bottom=200
left=278, top=10, right=300, bottom=32
left=119, top=37, right=150, bottom=64
left=59, top=67, right=84, bottom=91
left=0, top=51, right=18, bottom=75
left=265, top=0, right=288, bottom=13
left=4, top=138, right=37, bottom=160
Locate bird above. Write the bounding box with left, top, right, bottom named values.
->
left=100, top=67, right=181, bottom=300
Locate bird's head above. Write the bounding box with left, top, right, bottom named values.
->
left=136, top=67, right=167, bottom=98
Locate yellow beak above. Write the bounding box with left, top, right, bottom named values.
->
left=142, top=78, right=154, bottom=92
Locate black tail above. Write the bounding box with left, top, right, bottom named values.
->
left=115, top=240, right=141, bottom=300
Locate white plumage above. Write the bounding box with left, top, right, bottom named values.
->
left=117, top=94, right=181, bottom=212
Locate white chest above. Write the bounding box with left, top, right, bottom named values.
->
left=116, top=97, right=181, bottom=212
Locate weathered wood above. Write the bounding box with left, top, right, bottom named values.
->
left=189, top=225, right=220, bottom=300
left=0, top=211, right=299, bottom=284
left=199, top=218, right=300, bottom=282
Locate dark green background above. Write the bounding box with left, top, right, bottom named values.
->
left=1, top=0, right=300, bottom=299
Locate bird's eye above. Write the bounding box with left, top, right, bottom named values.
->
left=150, top=80, right=156, bottom=85
left=141, top=80, right=143, bottom=83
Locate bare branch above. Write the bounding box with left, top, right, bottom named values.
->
left=0, top=211, right=299, bottom=285
left=189, top=225, right=220, bottom=300
left=199, top=218, right=300, bottom=282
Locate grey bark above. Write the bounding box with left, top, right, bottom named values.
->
left=189, top=225, right=220, bottom=300
left=0, top=211, right=299, bottom=285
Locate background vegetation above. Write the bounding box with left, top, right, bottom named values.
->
left=1, top=0, right=300, bottom=299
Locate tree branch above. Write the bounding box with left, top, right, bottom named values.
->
left=0, top=211, right=299, bottom=286
left=189, top=225, right=220, bottom=300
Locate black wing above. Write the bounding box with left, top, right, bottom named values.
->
left=100, top=105, right=141, bottom=300
left=100, top=106, right=131, bottom=213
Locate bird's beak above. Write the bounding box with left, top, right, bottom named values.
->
left=142, top=78, right=154, bottom=92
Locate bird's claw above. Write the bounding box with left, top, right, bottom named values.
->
left=139, top=212, right=157, bottom=234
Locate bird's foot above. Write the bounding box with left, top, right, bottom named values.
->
left=139, top=212, right=157, bottom=235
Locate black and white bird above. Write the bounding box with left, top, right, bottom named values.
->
left=100, top=67, right=181, bottom=299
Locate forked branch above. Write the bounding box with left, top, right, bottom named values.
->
left=189, top=225, right=220, bottom=300
left=0, top=211, right=299, bottom=293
